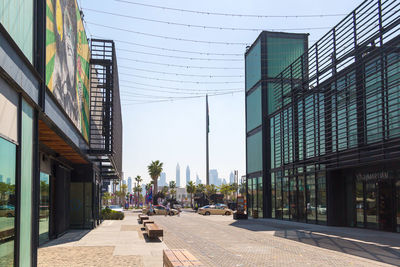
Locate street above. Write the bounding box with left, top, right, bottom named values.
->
left=38, top=210, right=400, bottom=267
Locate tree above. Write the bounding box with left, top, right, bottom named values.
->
left=169, top=181, right=176, bottom=200
left=219, top=184, right=231, bottom=204
left=195, top=183, right=206, bottom=194
left=133, top=185, right=142, bottom=207
left=186, top=181, right=196, bottom=207
left=239, top=181, right=246, bottom=195
left=230, top=183, right=239, bottom=201
left=102, top=192, right=112, bottom=206
left=134, top=175, right=142, bottom=207
left=205, top=184, right=217, bottom=203
left=162, top=186, right=169, bottom=195
left=147, top=160, right=163, bottom=196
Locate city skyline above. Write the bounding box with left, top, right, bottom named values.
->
left=176, top=163, right=181, bottom=187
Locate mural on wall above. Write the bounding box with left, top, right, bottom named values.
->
left=46, top=0, right=90, bottom=142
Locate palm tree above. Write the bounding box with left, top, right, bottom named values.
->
left=147, top=160, right=163, bottom=195
left=186, top=181, right=196, bottom=207
left=134, top=175, right=142, bottom=207
left=219, top=183, right=231, bottom=204
left=169, top=181, right=176, bottom=200
left=133, top=185, right=142, bottom=207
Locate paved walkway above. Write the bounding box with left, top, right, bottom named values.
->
left=38, top=212, right=166, bottom=267
left=38, top=211, right=400, bottom=267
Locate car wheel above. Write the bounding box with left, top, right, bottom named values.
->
left=225, top=211, right=231, bottom=216
left=205, top=211, right=210, bottom=216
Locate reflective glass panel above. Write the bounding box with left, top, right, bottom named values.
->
left=306, top=173, right=316, bottom=223
left=366, top=181, right=378, bottom=229
left=246, top=86, right=262, bottom=132
left=276, top=174, right=282, bottom=219
left=257, top=177, right=263, bottom=218
left=245, top=40, right=261, bottom=91
left=271, top=173, right=275, bottom=218
left=39, top=172, right=50, bottom=245
left=356, top=180, right=364, bottom=227
left=282, top=176, right=289, bottom=220
left=317, top=173, right=327, bottom=224
left=247, top=131, right=262, bottom=173
left=0, top=137, right=16, bottom=266
left=289, top=176, right=297, bottom=220
left=396, top=179, right=400, bottom=232
left=298, top=175, right=306, bottom=222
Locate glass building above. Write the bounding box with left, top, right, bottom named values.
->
left=246, top=0, right=400, bottom=232
left=245, top=31, right=308, bottom=218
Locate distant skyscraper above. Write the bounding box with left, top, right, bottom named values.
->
left=6, top=177, right=11, bottom=184
left=186, top=165, right=190, bottom=186
left=222, top=178, right=227, bottom=185
left=229, top=172, right=235, bottom=184
left=176, top=163, right=181, bottom=187
left=209, top=169, right=218, bottom=185
left=0, top=175, right=3, bottom=183
left=196, top=174, right=201, bottom=185
left=159, top=172, right=167, bottom=186
left=128, top=177, right=132, bottom=193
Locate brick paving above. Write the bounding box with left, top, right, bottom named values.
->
left=152, top=212, right=399, bottom=267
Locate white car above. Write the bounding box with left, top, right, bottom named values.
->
left=108, top=205, right=123, bottom=212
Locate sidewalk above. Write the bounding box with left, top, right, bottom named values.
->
left=38, top=212, right=167, bottom=267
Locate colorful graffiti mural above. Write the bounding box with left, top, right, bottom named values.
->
left=46, top=0, right=90, bottom=142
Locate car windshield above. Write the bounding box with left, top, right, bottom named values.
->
left=109, top=205, right=121, bottom=209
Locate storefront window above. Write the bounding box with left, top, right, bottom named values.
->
left=252, top=178, right=257, bottom=217
left=298, top=175, right=306, bottom=222
left=20, top=99, right=33, bottom=267
left=366, top=181, right=378, bottom=229
left=39, top=172, right=50, bottom=245
left=289, top=176, right=297, bottom=220
left=306, top=173, right=316, bottom=223
left=276, top=174, right=282, bottom=219
left=355, top=180, right=364, bottom=227
left=257, top=177, right=263, bottom=218
left=282, top=176, right=289, bottom=220
left=271, top=173, right=275, bottom=218
left=0, top=137, right=16, bottom=266
left=317, top=173, right=327, bottom=224
left=247, top=178, right=252, bottom=216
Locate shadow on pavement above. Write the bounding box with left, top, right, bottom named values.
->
left=39, top=230, right=90, bottom=248
left=230, top=219, right=400, bottom=266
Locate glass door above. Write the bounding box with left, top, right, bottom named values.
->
left=378, top=180, right=394, bottom=231
left=39, top=172, right=50, bottom=245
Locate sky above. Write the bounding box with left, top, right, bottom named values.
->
left=79, top=0, right=360, bottom=187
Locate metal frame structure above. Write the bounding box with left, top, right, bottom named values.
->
left=89, top=39, right=123, bottom=181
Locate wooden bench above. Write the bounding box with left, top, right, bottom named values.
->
left=163, top=249, right=203, bottom=266
left=139, top=215, right=149, bottom=223
left=0, top=228, right=14, bottom=242
left=143, top=220, right=154, bottom=227
left=145, top=223, right=163, bottom=240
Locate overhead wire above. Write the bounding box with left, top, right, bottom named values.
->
left=119, top=81, right=244, bottom=92
left=114, top=0, right=347, bottom=18
left=87, top=22, right=249, bottom=45
left=118, top=57, right=243, bottom=69
left=84, top=8, right=331, bottom=32
left=118, top=66, right=244, bottom=78
left=119, top=85, right=241, bottom=95
left=119, top=74, right=243, bottom=84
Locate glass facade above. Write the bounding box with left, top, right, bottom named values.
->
left=0, top=137, right=16, bottom=267
left=245, top=40, right=261, bottom=91
left=20, top=99, right=33, bottom=267
left=247, top=177, right=263, bottom=217
left=0, top=0, right=34, bottom=62
left=246, top=131, right=262, bottom=174
left=39, top=172, right=50, bottom=245
left=246, top=86, right=262, bottom=132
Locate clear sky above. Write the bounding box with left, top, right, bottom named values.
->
left=80, top=0, right=359, bottom=187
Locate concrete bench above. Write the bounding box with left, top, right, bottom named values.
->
left=139, top=215, right=149, bottom=223
left=143, top=220, right=154, bottom=227
left=146, top=223, right=163, bottom=240
left=163, top=249, right=203, bottom=267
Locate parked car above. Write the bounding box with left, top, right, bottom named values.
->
left=198, top=205, right=233, bottom=216
left=0, top=204, right=15, bottom=217
left=108, top=205, right=123, bottom=212
left=143, top=205, right=180, bottom=216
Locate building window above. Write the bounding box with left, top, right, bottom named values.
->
left=396, top=179, right=400, bottom=233
left=271, top=173, right=275, bottom=218
left=0, top=137, right=16, bottom=266
left=365, top=181, right=378, bottom=229
left=282, top=176, right=289, bottom=220
left=247, top=131, right=262, bottom=173
left=306, top=172, right=316, bottom=223
left=289, top=176, right=297, bottom=220
left=257, top=177, right=263, bottom=218
left=245, top=40, right=261, bottom=91
left=275, top=173, right=283, bottom=219
left=355, top=180, right=364, bottom=227
left=317, top=173, right=327, bottom=224
left=298, top=174, right=306, bottom=222
left=246, top=86, right=262, bottom=132
left=20, top=99, right=34, bottom=267
left=39, top=172, right=50, bottom=245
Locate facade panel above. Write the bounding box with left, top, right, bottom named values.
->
left=246, top=131, right=262, bottom=174
left=245, top=40, right=261, bottom=91
left=246, top=85, right=262, bottom=132
left=0, top=0, right=34, bottom=62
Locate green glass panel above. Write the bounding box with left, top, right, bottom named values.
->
left=247, top=131, right=262, bottom=173
left=0, top=137, right=16, bottom=266
left=245, top=40, right=261, bottom=91
left=20, top=99, right=33, bottom=267
left=246, top=86, right=262, bottom=132
left=39, top=172, right=50, bottom=245
left=317, top=173, right=327, bottom=224
left=257, top=177, right=263, bottom=218
left=0, top=0, right=34, bottom=62
left=267, top=37, right=305, bottom=78
left=271, top=173, right=275, bottom=218
left=306, top=173, right=316, bottom=223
